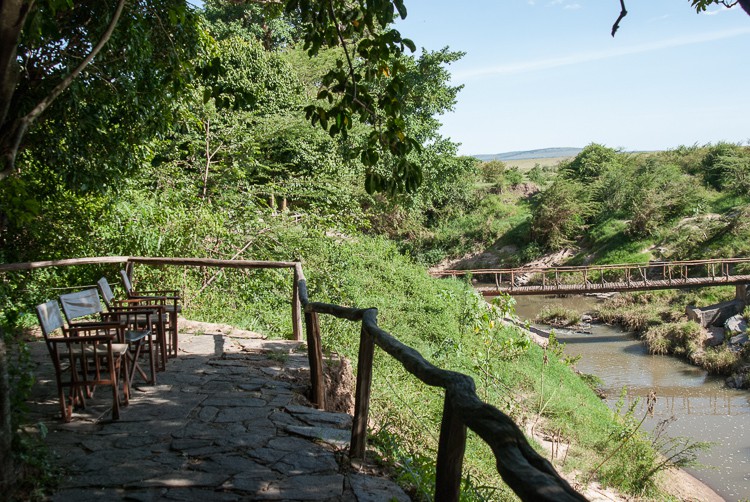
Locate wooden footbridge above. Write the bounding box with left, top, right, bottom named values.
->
left=432, top=258, right=750, bottom=296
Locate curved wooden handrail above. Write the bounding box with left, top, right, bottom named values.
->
left=295, top=264, right=586, bottom=501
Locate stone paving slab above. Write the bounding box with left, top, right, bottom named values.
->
left=25, top=321, right=410, bottom=501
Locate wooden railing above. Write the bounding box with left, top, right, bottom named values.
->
left=0, top=256, right=304, bottom=341
left=294, top=264, right=584, bottom=501
left=434, top=257, right=750, bottom=296
left=1, top=256, right=585, bottom=501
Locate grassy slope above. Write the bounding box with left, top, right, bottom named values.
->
left=228, top=230, right=667, bottom=499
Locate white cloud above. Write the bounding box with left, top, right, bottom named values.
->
left=647, top=14, right=671, bottom=23
left=453, top=27, right=750, bottom=80
left=564, top=3, right=582, bottom=10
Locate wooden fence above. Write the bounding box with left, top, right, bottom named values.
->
left=0, top=256, right=585, bottom=501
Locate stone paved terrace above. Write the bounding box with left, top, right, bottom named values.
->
left=24, top=319, right=410, bottom=501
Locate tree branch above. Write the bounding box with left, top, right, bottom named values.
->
left=326, top=0, right=357, bottom=103
left=611, top=0, right=627, bottom=37
left=325, top=0, right=383, bottom=122
left=0, top=0, right=126, bottom=181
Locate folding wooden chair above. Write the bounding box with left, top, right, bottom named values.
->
left=97, top=277, right=168, bottom=372
left=35, top=300, right=129, bottom=422
left=59, top=288, right=158, bottom=385
left=120, top=269, right=181, bottom=358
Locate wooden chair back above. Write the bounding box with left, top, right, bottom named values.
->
left=36, top=300, right=65, bottom=348
left=35, top=300, right=67, bottom=380
left=119, top=269, right=181, bottom=359
left=97, top=277, right=116, bottom=309
left=120, top=270, right=134, bottom=295
left=59, top=288, right=104, bottom=324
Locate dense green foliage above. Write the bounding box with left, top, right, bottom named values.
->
left=2, top=2, right=741, bottom=499
left=0, top=0, right=206, bottom=186
left=524, top=143, right=750, bottom=261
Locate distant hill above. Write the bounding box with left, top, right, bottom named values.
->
left=473, top=147, right=582, bottom=162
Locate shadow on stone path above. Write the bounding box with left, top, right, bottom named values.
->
left=25, top=319, right=410, bottom=501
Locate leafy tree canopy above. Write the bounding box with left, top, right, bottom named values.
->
left=0, top=0, right=205, bottom=182
left=690, top=0, right=750, bottom=14
left=563, top=143, right=621, bottom=183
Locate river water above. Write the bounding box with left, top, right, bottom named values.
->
left=512, top=295, right=750, bottom=501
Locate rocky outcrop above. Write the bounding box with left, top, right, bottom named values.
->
left=686, top=300, right=743, bottom=328
left=704, top=327, right=725, bottom=347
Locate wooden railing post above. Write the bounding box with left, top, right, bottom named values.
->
left=304, top=311, right=325, bottom=409
left=292, top=267, right=302, bottom=341
left=435, top=393, right=467, bottom=502
left=350, top=324, right=375, bottom=460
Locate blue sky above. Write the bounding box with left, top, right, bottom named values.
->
left=393, top=1, right=750, bottom=155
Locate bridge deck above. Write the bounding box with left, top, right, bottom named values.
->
left=434, top=258, right=750, bottom=296
left=475, top=275, right=750, bottom=296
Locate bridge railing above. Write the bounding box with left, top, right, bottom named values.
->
left=0, top=256, right=585, bottom=502
left=434, top=257, right=750, bottom=292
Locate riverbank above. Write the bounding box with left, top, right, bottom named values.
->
left=506, top=316, right=725, bottom=502
left=511, top=294, right=750, bottom=501
left=596, top=290, right=750, bottom=389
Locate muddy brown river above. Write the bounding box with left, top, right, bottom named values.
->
left=513, top=295, right=750, bottom=501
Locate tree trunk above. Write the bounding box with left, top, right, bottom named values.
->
left=0, top=335, right=14, bottom=492
left=0, top=0, right=26, bottom=127
left=0, top=0, right=27, bottom=179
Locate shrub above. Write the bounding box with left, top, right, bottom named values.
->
left=698, top=346, right=740, bottom=374
left=626, top=159, right=706, bottom=238
left=700, top=142, right=748, bottom=190
left=536, top=305, right=582, bottom=327
left=645, top=329, right=671, bottom=355
left=479, top=160, right=506, bottom=183
left=526, top=164, right=546, bottom=185
left=717, top=148, right=750, bottom=196
left=530, top=178, right=593, bottom=250
left=563, top=143, right=622, bottom=183
left=644, top=322, right=704, bottom=357
left=504, top=166, right=524, bottom=187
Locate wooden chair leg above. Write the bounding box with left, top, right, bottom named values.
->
left=128, top=337, right=156, bottom=385
left=170, top=312, right=179, bottom=358
left=119, top=357, right=130, bottom=406
left=111, top=377, right=120, bottom=420
left=147, top=336, right=156, bottom=385
left=58, top=384, right=71, bottom=423
left=129, top=340, right=146, bottom=385
left=158, top=322, right=167, bottom=372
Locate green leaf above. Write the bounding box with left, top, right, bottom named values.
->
left=394, top=0, right=407, bottom=19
